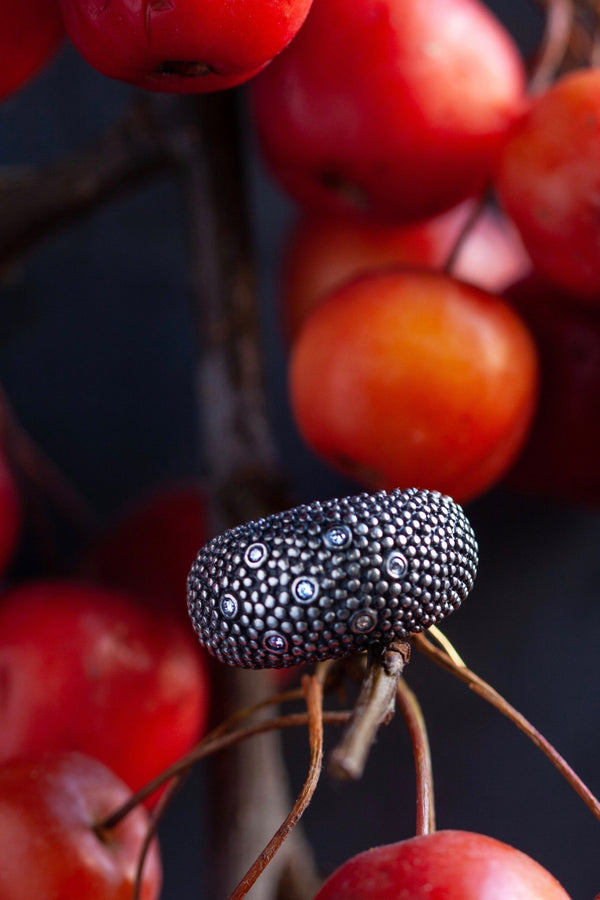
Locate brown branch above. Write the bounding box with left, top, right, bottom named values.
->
left=414, top=632, right=600, bottom=823
left=0, top=385, right=100, bottom=538
left=228, top=675, right=324, bottom=900
left=328, top=642, right=411, bottom=780
left=180, top=90, right=316, bottom=900
left=396, top=678, right=435, bottom=836
left=0, top=95, right=204, bottom=270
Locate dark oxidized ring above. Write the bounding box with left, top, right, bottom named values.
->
left=187, top=487, right=478, bottom=669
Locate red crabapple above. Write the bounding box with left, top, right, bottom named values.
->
left=505, top=276, right=600, bottom=506
left=0, top=752, right=161, bottom=900
left=313, top=831, right=571, bottom=900
left=59, top=0, right=314, bottom=93
left=252, top=0, right=526, bottom=222
left=290, top=269, right=538, bottom=502
left=0, top=451, right=20, bottom=579
left=497, top=69, right=600, bottom=302
left=0, top=1, right=64, bottom=101
left=281, top=205, right=530, bottom=341
left=80, top=484, right=208, bottom=617
left=281, top=205, right=471, bottom=341
left=0, top=580, right=209, bottom=802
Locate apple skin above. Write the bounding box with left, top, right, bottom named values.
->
left=80, top=484, right=209, bottom=619
left=496, top=69, right=600, bottom=303
left=0, top=580, right=209, bottom=803
left=281, top=204, right=531, bottom=342
left=58, top=0, right=314, bottom=93
left=313, top=831, right=572, bottom=900
left=290, top=269, right=538, bottom=503
left=252, top=0, right=526, bottom=222
left=0, top=0, right=64, bottom=101
left=0, top=752, right=162, bottom=900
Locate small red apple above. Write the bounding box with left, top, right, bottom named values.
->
left=58, top=0, right=313, bottom=93
left=290, top=269, right=538, bottom=502
left=313, top=831, right=571, bottom=900
left=0, top=1, right=64, bottom=101
left=0, top=752, right=161, bottom=900
left=0, top=580, right=209, bottom=802
left=81, top=484, right=209, bottom=618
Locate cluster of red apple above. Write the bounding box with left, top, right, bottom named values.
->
left=0, top=452, right=210, bottom=896
left=1, top=0, right=597, bottom=897
left=249, top=0, right=600, bottom=507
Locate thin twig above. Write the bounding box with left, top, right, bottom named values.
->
left=329, top=641, right=411, bottom=780
left=97, top=708, right=351, bottom=833
left=207, top=684, right=306, bottom=741
left=227, top=675, right=324, bottom=900
left=0, top=385, right=101, bottom=538
left=414, top=632, right=600, bottom=823
left=442, top=193, right=489, bottom=277
left=529, top=0, right=574, bottom=92
left=0, top=96, right=198, bottom=270
left=132, top=777, right=185, bottom=900
left=396, top=678, right=435, bottom=836
left=428, top=625, right=466, bottom=667
left=130, top=682, right=308, bottom=900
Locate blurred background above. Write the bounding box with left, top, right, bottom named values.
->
left=1, top=2, right=599, bottom=897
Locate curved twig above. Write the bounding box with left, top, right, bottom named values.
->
left=97, top=708, right=351, bottom=834
left=227, top=675, right=324, bottom=900
left=414, top=632, right=600, bottom=823
left=529, top=0, right=574, bottom=92
left=396, top=678, right=435, bottom=835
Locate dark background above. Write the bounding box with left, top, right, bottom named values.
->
left=1, top=3, right=599, bottom=897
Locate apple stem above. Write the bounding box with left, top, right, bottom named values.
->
left=132, top=776, right=185, bottom=900
left=227, top=675, right=324, bottom=900
left=328, top=641, right=411, bottom=780
left=414, top=631, right=600, bottom=823
left=441, top=193, right=489, bottom=278
left=396, top=677, right=436, bottom=835
left=529, top=0, right=574, bottom=93
left=0, top=384, right=101, bottom=540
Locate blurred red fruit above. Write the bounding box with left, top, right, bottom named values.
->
left=290, top=269, right=538, bottom=502
left=0, top=580, right=209, bottom=802
left=81, top=484, right=208, bottom=618
left=452, top=207, right=531, bottom=294
left=0, top=752, right=161, bottom=900
left=497, top=69, right=600, bottom=302
left=281, top=205, right=470, bottom=341
left=0, top=452, right=21, bottom=579
left=252, top=0, right=525, bottom=222
left=281, top=205, right=530, bottom=341
left=59, top=0, right=313, bottom=93
left=0, top=1, right=64, bottom=101
left=506, top=276, right=600, bottom=505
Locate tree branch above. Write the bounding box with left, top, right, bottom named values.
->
left=181, top=90, right=317, bottom=900
left=0, top=94, right=200, bottom=269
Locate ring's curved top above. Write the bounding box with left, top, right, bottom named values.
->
left=187, top=487, right=478, bottom=668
